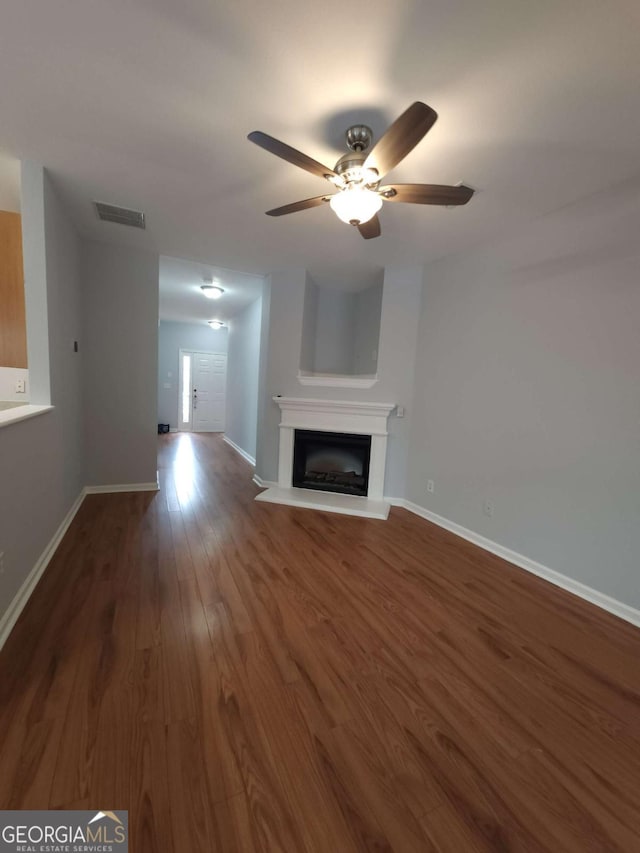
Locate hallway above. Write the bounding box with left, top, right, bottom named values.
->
left=1, top=433, right=639, bottom=850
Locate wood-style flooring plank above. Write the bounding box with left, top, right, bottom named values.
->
left=0, top=432, right=639, bottom=851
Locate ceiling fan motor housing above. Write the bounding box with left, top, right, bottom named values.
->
left=334, top=150, right=379, bottom=189
left=345, top=124, right=373, bottom=152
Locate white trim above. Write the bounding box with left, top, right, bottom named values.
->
left=275, top=396, right=395, bottom=422
left=297, top=371, right=378, bottom=389
left=0, top=488, right=86, bottom=651
left=398, top=499, right=640, bottom=629
left=253, top=475, right=277, bottom=489
left=386, top=496, right=406, bottom=507
left=180, top=348, right=228, bottom=356
left=223, top=435, right=256, bottom=466
left=255, top=486, right=390, bottom=520
left=0, top=404, right=54, bottom=429
left=85, top=478, right=159, bottom=494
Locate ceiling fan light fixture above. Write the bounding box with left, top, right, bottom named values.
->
left=201, top=284, right=224, bottom=299
left=329, top=186, right=383, bottom=225
left=208, top=320, right=225, bottom=330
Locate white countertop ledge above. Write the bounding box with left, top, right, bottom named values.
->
left=0, top=404, right=54, bottom=429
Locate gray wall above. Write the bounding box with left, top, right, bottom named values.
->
left=353, top=279, right=383, bottom=375
left=225, top=297, right=262, bottom=461
left=299, top=273, right=317, bottom=373
left=0, top=165, right=84, bottom=619
left=255, top=265, right=422, bottom=497
left=255, top=268, right=304, bottom=484
left=407, top=182, right=640, bottom=609
left=21, top=162, right=50, bottom=404
left=313, top=287, right=355, bottom=375
left=255, top=275, right=272, bottom=480
left=82, top=240, right=159, bottom=486
left=299, top=276, right=383, bottom=376
left=158, top=320, right=228, bottom=428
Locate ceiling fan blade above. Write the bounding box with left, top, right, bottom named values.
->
left=358, top=215, right=381, bottom=239
left=363, top=102, right=438, bottom=178
left=380, top=183, right=475, bottom=205
left=248, top=131, right=337, bottom=180
left=265, top=195, right=332, bottom=216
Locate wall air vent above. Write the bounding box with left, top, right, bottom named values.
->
left=94, top=201, right=146, bottom=229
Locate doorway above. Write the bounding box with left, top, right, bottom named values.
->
left=178, top=349, right=227, bottom=432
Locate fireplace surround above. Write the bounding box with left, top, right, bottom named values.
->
left=255, top=397, right=395, bottom=518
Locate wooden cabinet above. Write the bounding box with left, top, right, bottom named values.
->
left=0, top=210, right=27, bottom=368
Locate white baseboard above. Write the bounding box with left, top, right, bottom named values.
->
left=0, top=488, right=86, bottom=651
left=386, top=496, right=405, bottom=507
left=223, top=435, right=256, bottom=466
left=253, top=475, right=277, bottom=489
left=84, top=476, right=159, bottom=494
left=397, top=499, right=640, bottom=629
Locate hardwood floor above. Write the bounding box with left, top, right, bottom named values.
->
left=1, top=433, right=639, bottom=851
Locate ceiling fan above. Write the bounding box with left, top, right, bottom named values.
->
left=248, top=102, right=474, bottom=240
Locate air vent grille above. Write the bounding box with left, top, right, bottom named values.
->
left=94, top=202, right=146, bottom=229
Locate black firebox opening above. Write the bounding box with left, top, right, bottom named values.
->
left=292, top=430, right=371, bottom=497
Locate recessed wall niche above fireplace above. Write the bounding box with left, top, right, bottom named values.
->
left=293, top=430, right=371, bottom=497
left=255, top=397, right=396, bottom=519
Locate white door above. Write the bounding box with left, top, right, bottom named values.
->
left=179, top=350, right=227, bottom=432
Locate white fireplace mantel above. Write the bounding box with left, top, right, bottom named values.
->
left=274, top=396, right=395, bottom=434
left=255, top=396, right=396, bottom=519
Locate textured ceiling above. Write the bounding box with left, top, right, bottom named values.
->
left=1, top=0, right=639, bottom=289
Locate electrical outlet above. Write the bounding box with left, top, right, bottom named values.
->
left=396, top=406, right=405, bottom=418
left=15, top=379, right=26, bottom=393
left=427, top=479, right=435, bottom=494
left=483, top=500, right=494, bottom=518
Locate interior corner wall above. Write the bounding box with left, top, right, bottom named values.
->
left=406, top=188, right=640, bottom=610
left=20, top=162, right=50, bottom=404
left=313, top=288, right=355, bottom=375
left=254, top=275, right=272, bottom=479
left=375, top=266, right=422, bottom=497
left=0, top=166, right=84, bottom=622
left=353, top=279, right=384, bottom=375
left=254, top=265, right=422, bottom=496
left=82, top=240, right=159, bottom=487
left=225, top=296, right=262, bottom=461
left=299, top=273, right=317, bottom=373
left=158, top=320, right=228, bottom=429
left=255, top=268, right=306, bottom=483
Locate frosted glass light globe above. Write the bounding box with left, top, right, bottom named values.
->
left=330, top=187, right=383, bottom=225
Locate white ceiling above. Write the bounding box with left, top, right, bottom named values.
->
left=1, top=1, right=639, bottom=287
left=159, top=255, right=263, bottom=324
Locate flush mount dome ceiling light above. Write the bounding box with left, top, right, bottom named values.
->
left=201, top=279, right=224, bottom=299
left=248, top=101, right=474, bottom=239
left=208, top=320, right=225, bottom=330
